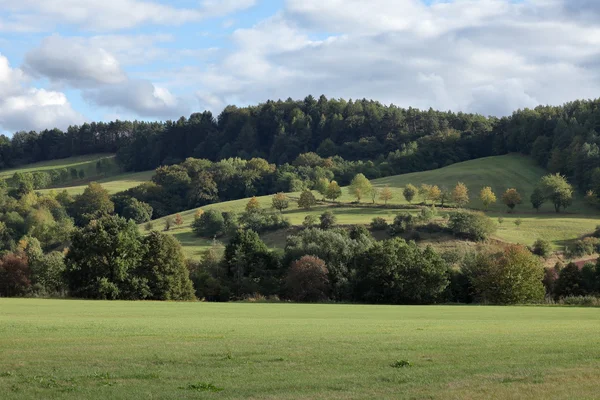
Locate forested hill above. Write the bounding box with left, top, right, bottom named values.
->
left=2, top=96, right=600, bottom=193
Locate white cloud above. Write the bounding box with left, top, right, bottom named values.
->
left=24, top=35, right=127, bottom=86
left=187, top=0, right=600, bottom=116
left=83, top=80, right=189, bottom=119
left=0, top=54, right=85, bottom=132
left=0, top=0, right=257, bottom=31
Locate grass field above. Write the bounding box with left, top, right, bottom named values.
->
left=0, top=154, right=115, bottom=180
left=151, top=155, right=600, bottom=258
left=39, top=170, right=155, bottom=196
left=1, top=299, right=599, bottom=400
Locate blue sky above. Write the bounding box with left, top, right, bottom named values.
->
left=0, top=0, right=599, bottom=134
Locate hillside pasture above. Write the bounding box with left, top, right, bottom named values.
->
left=39, top=170, right=155, bottom=196
left=1, top=299, right=599, bottom=400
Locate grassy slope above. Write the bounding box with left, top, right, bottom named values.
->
left=153, top=155, right=600, bottom=258
left=2, top=299, right=600, bottom=400
left=38, top=170, right=155, bottom=196
left=0, top=154, right=115, bottom=179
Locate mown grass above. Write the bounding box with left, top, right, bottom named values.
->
left=1, top=299, right=600, bottom=399
left=151, top=155, right=600, bottom=257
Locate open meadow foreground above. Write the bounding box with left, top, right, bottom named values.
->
left=1, top=299, right=600, bottom=400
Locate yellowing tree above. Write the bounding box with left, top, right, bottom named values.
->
left=348, top=174, right=373, bottom=203
left=379, top=186, right=393, bottom=205
left=479, top=187, right=497, bottom=210
left=245, top=196, right=261, bottom=213
left=174, top=213, right=183, bottom=227
left=429, top=185, right=441, bottom=205
left=419, top=184, right=432, bottom=203
left=325, top=181, right=342, bottom=202
left=272, top=193, right=290, bottom=212
left=502, top=188, right=522, bottom=212
left=452, top=182, right=469, bottom=208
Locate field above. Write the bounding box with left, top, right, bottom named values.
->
left=1, top=299, right=599, bottom=400
left=150, top=155, right=600, bottom=258
left=39, top=170, right=154, bottom=196
left=0, top=154, right=115, bottom=180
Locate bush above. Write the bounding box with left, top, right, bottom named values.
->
left=370, top=217, right=388, bottom=231
left=531, top=239, right=552, bottom=258
left=241, top=211, right=290, bottom=234
left=560, top=296, right=600, bottom=306
left=555, top=263, right=584, bottom=298
left=285, top=256, right=330, bottom=302
left=567, top=238, right=599, bottom=258
left=418, top=206, right=436, bottom=223
left=319, top=211, right=337, bottom=230
left=448, top=211, right=496, bottom=241
left=192, top=210, right=225, bottom=237
left=390, top=212, right=415, bottom=235
left=303, top=215, right=318, bottom=228
left=0, top=253, right=31, bottom=297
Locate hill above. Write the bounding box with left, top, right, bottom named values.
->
left=0, top=153, right=115, bottom=180
left=38, top=170, right=154, bottom=195
left=149, top=154, right=600, bottom=258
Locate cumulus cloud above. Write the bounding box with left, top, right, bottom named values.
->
left=83, top=80, right=189, bottom=119
left=0, top=54, right=84, bottom=132
left=0, top=0, right=257, bottom=31
left=188, top=0, right=600, bottom=116
left=24, top=35, right=127, bottom=86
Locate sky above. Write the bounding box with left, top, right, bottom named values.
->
left=0, top=0, right=600, bottom=134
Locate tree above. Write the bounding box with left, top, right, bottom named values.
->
left=192, top=209, right=225, bottom=237
left=245, top=197, right=261, bottom=214
left=71, top=182, right=115, bottom=226
left=12, top=172, right=34, bottom=196
left=348, top=173, right=372, bottom=203
left=285, top=256, right=329, bottom=302
left=479, top=187, right=497, bottom=210
left=555, top=263, right=584, bottom=298
left=452, top=182, right=469, bottom=208
left=223, top=230, right=280, bottom=297
left=463, top=245, right=545, bottom=304
left=353, top=238, right=449, bottom=304
left=502, top=188, right=522, bottom=212
left=65, top=215, right=145, bottom=300
left=370, top=187, right=380, bottom=204
left=429, top=185, right=441, bottom=205
left=0, top=253, right=31, bottom=297
left=298, top=190, right=317, bottom=210
left=138, top=232, right=195, bottom=300
left=325, top=181, right=342, bottom=202
left=319, top=211, right=337, bottom=230
left=419, top=184, right=432, bottom=204
left=120, top=198, right=153, bottom=223
left=164, top=217, right=173, bottom=232
left=315, top=178, right=329, bottom=199
left=514, top=218, right=522, bottom=228
left=174, top=213, right=184, bottom=227
left=530, top=187, right=545, bottom=212
left=439, top=187, right=451, bottom=207
left=539, top=174, right=573, bottom=213
left=403, top=184, right=417, bottom=204
left=272, top=193, right=290, bottom=212
left=379, top=186, right=393, bottom=205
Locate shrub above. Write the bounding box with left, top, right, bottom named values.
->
left=567, top=238, right=599, bottom=258
left=192, top=209, right=225, bottom=237
left=370, top=217, right=388, bottom=231
left=418, top=206, right=436, bottom=223
left=531, top=239, right=552, bottom=258
left=319, top=211, right=337, bottom=230
left=303, top=215, right=318, bottom=228
left=0, top=253, right=31, bottom=297
left=390, top=212, right=416, bottom=235
left=242, top=211, right=290, bottom=234
left=448, top=211, right=496, bottom=241
left=560, top=296, right=600, bottom=306
left=285, top=256, right=330, bottom=302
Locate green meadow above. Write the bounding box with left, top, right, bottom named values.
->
left=1, top=299, right=599, bottom=400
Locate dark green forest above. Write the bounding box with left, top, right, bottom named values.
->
left=3, top=96, right=600, bottom=199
